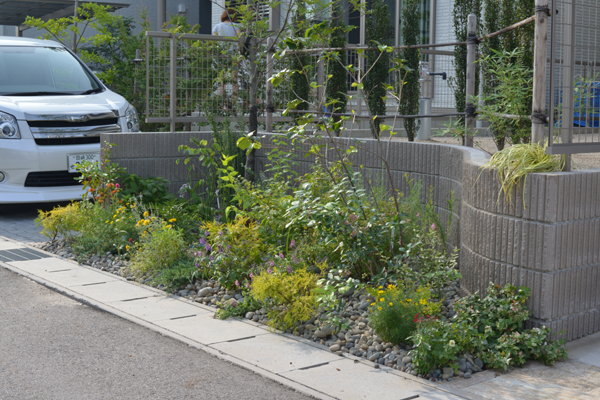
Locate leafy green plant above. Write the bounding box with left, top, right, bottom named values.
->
left=118, top=173, right=175, bottom=204
left=193, top=217, right=271, bottom=289
left=409, top=317, right=463, bottom=374
left=215, top=294, right=263, bottom=320
left=368, top=283, right=440, bottom=344
left=315, top=267, right=362, bottom=330
left=477, top=49, right=533, bottom=148
left=409, top=283, right=567, bottom=374
left=479, top=143, right=564, bottom=206
left=250, top=266, right=319, bottom=332
left=153, top=257, right=200, bottom=291
left=130, top=215, right=187, bottom=274
left=35, top=202, right=82, bottom=242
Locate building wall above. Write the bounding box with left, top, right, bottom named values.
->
left=103, top=131, right=600, bottom=342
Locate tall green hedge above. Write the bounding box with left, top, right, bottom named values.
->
left=399, top=0, right=421, bottom=141
left=364, top=0, right=392, bottom=138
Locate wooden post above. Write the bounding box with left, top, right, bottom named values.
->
left=464, top=14, right=477, bottom=147
left=266, top=37, right=274, bottom=133
left=532, top=0, right=549, bottom=145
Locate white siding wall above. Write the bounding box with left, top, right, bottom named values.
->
left=432, top=0, right=456, bottom=110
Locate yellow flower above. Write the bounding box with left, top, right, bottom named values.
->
left=126, top=245, right=130, bottom=251
left=406, top=299, right=411, bottom=302
left=143, top=211, right=149, bottom=217
left=420, top=299, right=427, bottom=305
left=380, top=298, right=385, bottom=302
left=168, top=218, right=177, bottom=223
left=378, top=286, right=383, bottom=289
left=378, top=307, right=382, bottom=311
left=389, top=302, right=393, bottom=306
left=105, top=220, right=109, bottom=224
left=116, top=219, right=120, bottom=222
left=378, top=290, right=384, bottom=294
left=166, top=224, right=172, bottom=228
left=143, top=220, right=150, bottom=226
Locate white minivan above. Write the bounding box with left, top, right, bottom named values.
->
left=0, top=36, right=139, bottom=203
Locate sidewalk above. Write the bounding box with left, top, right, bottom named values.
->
left=0, top=236, right=473, bottom=400
left=2, top=231, right=600, bottom=400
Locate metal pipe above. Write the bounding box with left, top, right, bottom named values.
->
left=157, top=0, right=166, bottom=30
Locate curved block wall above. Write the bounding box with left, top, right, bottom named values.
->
left=105, top=132, right=600, bottom=341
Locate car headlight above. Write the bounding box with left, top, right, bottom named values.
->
left=0, top=111, right=21, bottom=139
left=125, top=104, right=140, bottom=132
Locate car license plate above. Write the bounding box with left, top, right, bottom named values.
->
left=68, top=153, right=100, bottom=173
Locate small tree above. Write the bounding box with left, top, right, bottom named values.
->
left=399, top=0, right=421, bottom=141
left=25, top=3, right=119, bottom=65
left=363, top=0, right=392, bottom=138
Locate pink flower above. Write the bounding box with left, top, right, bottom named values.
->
left=279, top=252, right=284, bottom=259
left=431, top=223, right=437, bottom=230
left=235, top=280, right=240, bottom=286
left=267, top=268, right=272, bottom=274
left=249, top=273, right=253, bottom=279
left=286, top=265, right=292, bottom=274
left=115, top=183, right=120, bottom=188
left=290, top=240, right=295, bottom=248
left=416, top=212, right=420, bottom=218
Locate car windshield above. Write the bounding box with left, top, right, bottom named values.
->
left=0, top=46, right=101, bottom=96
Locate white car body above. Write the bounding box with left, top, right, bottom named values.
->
left=0, top=37, right=139, bottom=204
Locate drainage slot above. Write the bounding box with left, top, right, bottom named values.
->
left=48, top=269, right=72, bottom=273
left=169, top=314, right=196, bottom=320
left=298, top=362, right=330, bottom=370
left=226, top=336, right=256, bottom=343
left=399, top=395, right=419, bottom=400
left=81, top=282, right=106, bottom=286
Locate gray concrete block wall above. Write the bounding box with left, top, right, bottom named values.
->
left=102, top=132, right=600, bottom=341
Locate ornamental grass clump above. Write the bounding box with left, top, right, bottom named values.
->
left=480, top=143, right=564, bottom=206
left=367, top=284, right=440, bottom=344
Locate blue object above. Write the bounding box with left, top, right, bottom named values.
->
left=573, top=80, right=600, bottom=128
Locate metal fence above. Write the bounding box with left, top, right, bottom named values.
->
left=547, top=0, right=600, bottom=156
left=145, top=31, right=462, bottom=134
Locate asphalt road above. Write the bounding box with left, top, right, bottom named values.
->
left=0, top=204, right=314, bottom=400
left=0, top=202, right=61, bottom=244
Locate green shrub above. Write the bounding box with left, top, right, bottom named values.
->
left=215, top=295, right=263, bottom=320
left=153, top=257, right=200, bottom=291
left=118, top=173, right=175, bottom=204
left=35, top=202, right=82, bottom=242
left=130, top=216, right=187, bottom=274
left=193, top=217, right=271, bottom=289
left=251, top=266, right=319, bottom=332
left=70, top=201, right=138, bottom=256
left=409, top=317, right=463, bottom=374
left=408, top=283, right=567, bottom=374
left=368, top=284, right=440, bottom=344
